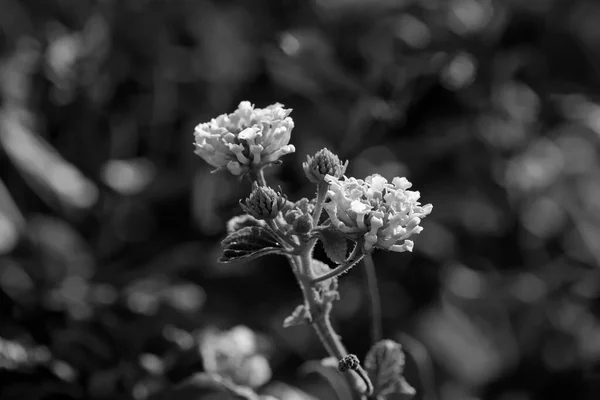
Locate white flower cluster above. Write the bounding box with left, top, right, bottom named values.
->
left=324, top=174, right=433, bottom=252
left=194, top=102, right=295, bottom=175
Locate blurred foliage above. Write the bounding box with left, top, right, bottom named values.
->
left=1, top=0, right=600, bottom=399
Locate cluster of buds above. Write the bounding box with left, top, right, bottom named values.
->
left=303, top=148, right=348, bottom=183
left=194, top=102, right=295, bottom=176
left=283, top=198, right=314, bottom=235
left=240, top=185, right=287, bottom=221
left=338, top=354, right=360, bottom=372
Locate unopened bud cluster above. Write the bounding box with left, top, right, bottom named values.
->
left=292, top=214, right=313, bottom=234
left=241, top=186, right=286, bottom=220
left=338, top=354, right=360, bottom=372
left=303, top=148, right=348, bottom=183
left=280, top=198, right=314, bottom=235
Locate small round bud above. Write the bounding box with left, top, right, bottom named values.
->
left=292, top=214, right=313, bottom=234
left=241, top=186, right=286, bottom=220
left=338, top=354, right=360, bottom=372
left=284, top=209, right=300, bottom=225
left=303, top=148, right=348, bottom=183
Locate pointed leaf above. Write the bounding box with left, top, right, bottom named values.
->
left=283, top=304, right=311, bottom=328
left=365, top=340, right=416, bottom=398
left=219, top=226, right=284, bottom=264
left=317, top=227, right=348, bottom=264
left=364, top=340, right=415, bottom=399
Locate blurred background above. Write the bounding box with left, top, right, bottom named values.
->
left=1, top=0, right=600, bottom=399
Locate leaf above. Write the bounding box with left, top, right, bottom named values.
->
left=299, top=358, right=357, bottom=400
left=397, top=333, right=437, bottom=400
left=151, top=373, right=261, bottom=400
left=219, top=226, right=284, bottom=264
left=364, top=340, right=416, bottom=399
left=226, top=214, right=267, bottom=234
left=260, top=382, right=319, bottom=400
left=283, top=304, right=311, bottom=328
left=316, top=227, right=348, bottom=264
left=311, top=259, right=338, bottom=293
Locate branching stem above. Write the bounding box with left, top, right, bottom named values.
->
left=311, top=245, right=364, bottom=284
left=312, top=181, right=329, bottom=226
left=295, top=250, right=372, bottom=396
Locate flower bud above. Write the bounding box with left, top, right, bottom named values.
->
left=293, top=214, right=313, bottom=234
left=338, top=354, right=360, bottom=372
left=303, top=148, right=348, bottom=183
left=241, top=186, right=286, bottom=220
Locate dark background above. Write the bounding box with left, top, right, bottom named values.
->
left=1, top=0, right=600, bottom=399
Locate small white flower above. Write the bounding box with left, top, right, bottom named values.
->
left=193, top=101, right=296, bottom=175
left=323, top=174, right=433, bottom=252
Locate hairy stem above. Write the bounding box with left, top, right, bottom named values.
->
left=296, top=251, right=372, bottom=395
left=311, top=245, right=364, bottom=284
left=312, top=181, right=329, bottom=226
left=363, top=252, right=382, bottom=343
left=250, top=168, right=267, bottom=187
left=355, top=365, right=374, bottom=396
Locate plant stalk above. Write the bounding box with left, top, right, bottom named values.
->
left=312, top=181, right=329, bottom=226
left=311, top=245, right=364, bottom=284
left=296, top=250, right=372, bottom=395
left=363, top=252, right=382, bottom=344
left=250, top=168, right=268, bottom=187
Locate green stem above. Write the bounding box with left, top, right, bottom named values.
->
left=363, top=252, right=382, bottom=344
left=250, top=168, right=267, bottom=187
left=355, top=365, right=374, bottom=396
left=312, top=181, right=329, bottom=226
left=266, top=219, right=297, bottom=249
left=296, top=251, right=371, bottom=395
left=311, top=245, right=364, bottom=284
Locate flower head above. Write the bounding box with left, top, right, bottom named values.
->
left=323, top=174, right=432, bottom=252
left=194, top=101, right=296, bottom=175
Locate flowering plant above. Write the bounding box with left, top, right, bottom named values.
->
left=193, top=102, right=433, bottom=399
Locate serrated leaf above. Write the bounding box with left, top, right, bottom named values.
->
left=299, top=359, right=357, bottom=400
left=219, top=226, right=284, bottom=263
left=311, top=259, right=338, bottom=291
left=364, top=340, right=416, bottom=399
left=317, top=227, right=348, bottom=264
left=283, top=304, right=311, bottom=327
